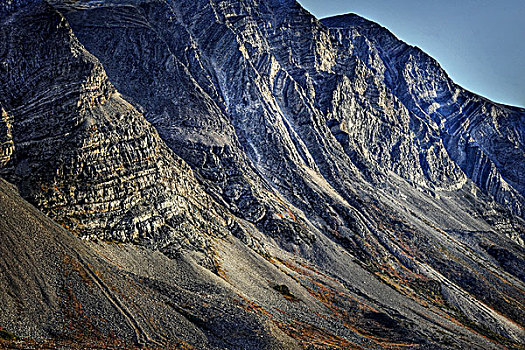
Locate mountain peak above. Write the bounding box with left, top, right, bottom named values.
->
left=321, top=13, right=380, bottom=29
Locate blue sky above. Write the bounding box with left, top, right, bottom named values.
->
left=298, top=0, right=525, bottom=108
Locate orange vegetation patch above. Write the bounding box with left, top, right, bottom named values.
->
left=63, top=254, right=93, bottom=287
left=234, top=294, right=272, bottom=318
left=274, top=320, right=363, bottom=349
left=279, top=259, right=312, bottom=276
left=177, top=339, right=199, bottom=350
left=60, top=255, right=137, bottom=348
left=273, top=195, right=299, bottom=223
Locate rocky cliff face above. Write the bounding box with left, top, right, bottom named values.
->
left=0, top=1, right=229, bottom=265
left=1, top=0, right=524, bottom=349
left=0, top=106, right=13, bottom=168
left=323, top=14, right=525, bottom=218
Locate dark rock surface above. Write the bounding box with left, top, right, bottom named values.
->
left=0, top=0, right=35, bottom=14
left=0, top=0, right=524, bottom=349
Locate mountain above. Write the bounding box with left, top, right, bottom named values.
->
left=0, top=0, right=524, bottom=349
left=0, top=177, right=300, bottom=349
left=0, top=0, right=231, bottom=266
left=322, top=14, right=525, bottom=219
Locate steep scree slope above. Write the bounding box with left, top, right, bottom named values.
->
left=0, top=177, right=301, bottom=349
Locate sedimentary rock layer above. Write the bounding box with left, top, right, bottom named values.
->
left=0, top=1, right=228, bottom=263
left=0, top=0, right=523, bottom=348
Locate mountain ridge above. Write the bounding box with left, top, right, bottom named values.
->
left=321, top=12, right=525, bottom=111
left=0, top=0, right=524, bottom=348
left=321, top=12, right=525, bottom=220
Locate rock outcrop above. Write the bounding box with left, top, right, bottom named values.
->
left=0, top=0, right=524, bottom=349
left=0, top=106, right=13, bottom=168
left=0, top=1, right=228, bottom=264
left=323, top=14, right=525, bottom=218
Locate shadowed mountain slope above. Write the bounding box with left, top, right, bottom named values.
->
left=0, top=1, right=232, bottom=267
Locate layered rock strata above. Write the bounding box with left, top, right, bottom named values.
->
left=0, top=1, right=228, bottom=263
left=0, top=0, right=523, bottom=348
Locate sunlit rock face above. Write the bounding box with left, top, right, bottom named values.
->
left=0, top=106, right=14, bottom=168
left=0, top=2, right=229, bottom=264
left=0, top=0, right=523, bottom=348
left=323, top=14, right=525, bottom=219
